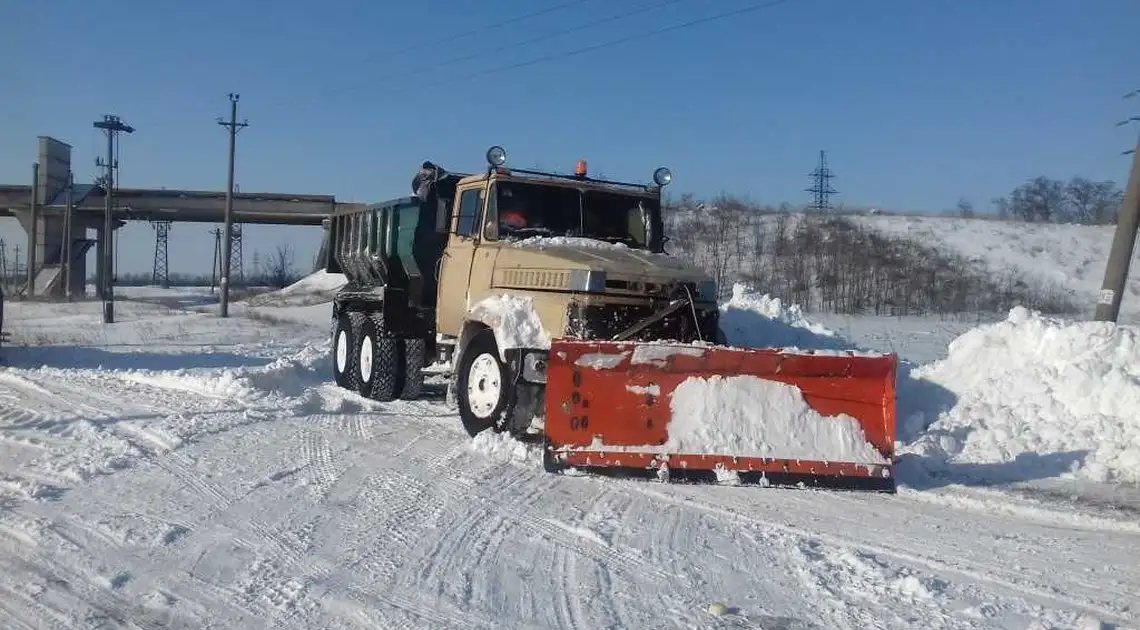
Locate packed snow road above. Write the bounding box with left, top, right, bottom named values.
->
left=0, top=296, right=1137, bottom=629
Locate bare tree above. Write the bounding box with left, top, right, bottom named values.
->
left=263, top=243, right=300, bottom=289
left=1065, top=177, right=1122, bottom=225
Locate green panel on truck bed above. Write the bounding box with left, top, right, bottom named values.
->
left=328, top=196, right=445, bottom=308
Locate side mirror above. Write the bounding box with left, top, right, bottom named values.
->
left=482, top=220, right=498, bottom=241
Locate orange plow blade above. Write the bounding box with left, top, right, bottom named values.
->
left=543, top=340, right=898, bottom=492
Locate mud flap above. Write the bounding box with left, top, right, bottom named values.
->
left=543, top=340, right=898, bottom=492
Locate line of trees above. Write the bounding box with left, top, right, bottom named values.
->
left=664, top=194, right=1079, bottom=317
left=988, top=176, right=1124, bottom=224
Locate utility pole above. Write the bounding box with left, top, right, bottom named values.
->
left=1095, top=88, right=1140, bottom=323
left=93, top=114, right=135, bottom=324
left=209, top=227, right=223, bottom=293
left=26, top=162, right=39, bottom=299
left=217, top=93, right=248, bottom=317
left=805, top=150, right=837, bottom=213
left=63, top=171, right=74, bottom=301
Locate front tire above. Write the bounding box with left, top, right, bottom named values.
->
left=455, top=329, right=512, bottom=437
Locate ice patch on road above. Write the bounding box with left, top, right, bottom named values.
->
left=901, top=306, right=1140, bottom=485
left=667, top=374, right=889, bottom=464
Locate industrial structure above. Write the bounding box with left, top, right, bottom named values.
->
left=805, top=149, right=837, bottom=213
left=0, top=135, right=358, bottom=300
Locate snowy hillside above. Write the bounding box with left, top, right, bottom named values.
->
left=0, top=279, right=1137, bottom=628
left=666, top=207, right=1139, bottom=323
left=851, top=213, right=1140, bottom=322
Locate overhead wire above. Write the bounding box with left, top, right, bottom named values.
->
left=257, top=0, right=600, bottom=113
left=370, top=0, right=601, bottom=62
left=283, top=0, right=697, bottom=106
left=261, top=0, right=699, bottom=114
left=259, top=0, right=804, bottom=114
left=400, top=0, right=803, bottom=92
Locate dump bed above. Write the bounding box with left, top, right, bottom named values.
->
left=326, top=196, right=446, bottom=307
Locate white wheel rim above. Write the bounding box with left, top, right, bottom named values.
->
left=335, top=329, right=348, bottom=373
left=467, top=353, right=501, bottom=419
left=359, top=334, right=374, bottom=382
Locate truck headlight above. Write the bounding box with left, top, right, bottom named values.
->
left=696, top=280, right=717, bottom=301
left=569, top=269, right=606, bottom=293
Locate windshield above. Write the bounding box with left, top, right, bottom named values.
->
left=495, top=181, right=659, bottom=249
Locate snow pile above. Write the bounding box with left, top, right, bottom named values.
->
left=469, top=430, right=543, bottom=465
left=901, top=306, right=1140, bottom=484
left=244, top=270, right=346, bottom=307
left=467, top=294, right=551, bottom=352
left=120, top=344, right=328, bottom=403
left=509, top=236, right=630, bottom=250
left=718, top=283, right=852, bottom=352
left=666, top=374, right=889, bottom=464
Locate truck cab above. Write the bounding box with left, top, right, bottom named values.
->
left=327, top=147, right=720, bottom=439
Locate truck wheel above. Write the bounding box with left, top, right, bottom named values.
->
left=332, top=311, right=361, bottom=389
left=358, top=312, right=400, bottom=401
left=398, top=338, right=426, bottom=400
left=456, top=328, right=511, bottom=437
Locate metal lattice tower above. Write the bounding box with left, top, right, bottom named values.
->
left=805, top=150, right=837, bottom=213
left=150, top=221, right=172, bottom=287
left=229, top=223, right=244, bottom=286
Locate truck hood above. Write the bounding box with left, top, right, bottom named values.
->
left=495, top=237, right=710, bottom=284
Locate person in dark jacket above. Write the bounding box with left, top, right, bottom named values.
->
left=412, top=161, right=441, bottom=202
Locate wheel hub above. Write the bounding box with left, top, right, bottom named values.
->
left=467, top=353, right=501, bottom=419
left=359, top=334, right=374, bottom=382
left=335, top=330, right=348, bottom=372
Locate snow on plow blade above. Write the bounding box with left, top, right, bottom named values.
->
left=543, top=340, right=898, bottom=492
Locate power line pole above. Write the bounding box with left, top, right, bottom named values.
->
left=1095, top=88, right=1140, bottom=323
left=93, top=114, right=134, bottom=324
left=63, top=170, right=74, bottom=301
left=209, top=227, right=223, bottom=293
left=805, top=149, right=837, bottom=213
left=27, top=162, right=38, bottom=299
left=151, top=220, right=172, bottom=288
left=216, top=93, right=248, bottom=317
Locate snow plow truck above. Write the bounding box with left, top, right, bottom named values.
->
left=326, top=146, right=898, bottom=491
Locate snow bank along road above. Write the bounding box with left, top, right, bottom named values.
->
left=0, top=293, right=1138, bottom=630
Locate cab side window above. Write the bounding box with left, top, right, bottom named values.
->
left=456, top=188, right=483, bottom=238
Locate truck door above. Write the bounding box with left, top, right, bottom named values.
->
left=436, top=185, right=485, bottom=336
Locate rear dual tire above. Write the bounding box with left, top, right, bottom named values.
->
left=331, top=309, right=424, bottom=401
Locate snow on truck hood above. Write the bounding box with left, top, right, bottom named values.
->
left=503, top=236, right=708, bottom=281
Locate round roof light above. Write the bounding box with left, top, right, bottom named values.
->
left=653, top=167, right=673, bottom=187
left=486, top=145, right=507, bottom=167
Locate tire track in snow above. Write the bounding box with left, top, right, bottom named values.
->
left=764, top=487, right=1140, bottom=623
left=635, top=485, right=1135, bottom=628
left=0, top=368, right=316, bottom=627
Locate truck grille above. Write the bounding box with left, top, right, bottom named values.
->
left=565, top=301, right=718, bottom=343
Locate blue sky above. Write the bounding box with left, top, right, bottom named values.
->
left=2, top=0, right=1138, bottom=277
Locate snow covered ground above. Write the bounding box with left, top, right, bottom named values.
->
left=850, top=214, right=1140, bottom=323
left=0, top=279, right=1138, bottom=629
